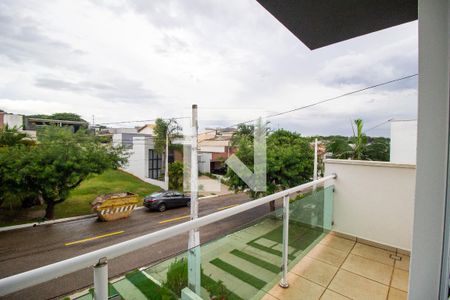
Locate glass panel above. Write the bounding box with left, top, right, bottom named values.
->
left=143, top=186, right=333, bottom=300
left=71, top=185, right=334, bottom=300
left=286, top=185, right=333, bottom=271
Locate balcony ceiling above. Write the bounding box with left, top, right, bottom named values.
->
left=256, top=0, right=418, bottom=50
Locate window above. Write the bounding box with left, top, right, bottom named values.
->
left=148, top=149, right=162, bottom=179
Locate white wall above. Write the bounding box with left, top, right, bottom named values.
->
left=325, top=159, right=416, bottom=251
left=198, top=146, right=225, bottom=153
left=390, top=120, right=417, bottom=164
left=198, top=152, right=212, bottom=173
left=4, top=114, right=24, bottom=128
left=114, top=135, right=166, bottom=189
left=410, top=1, right=450, bottom=298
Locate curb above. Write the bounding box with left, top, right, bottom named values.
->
left=0, top=194, right=233, bottom=233
left=0, top=206, right=147, bottom=233
left=198, top=192, right=234, bottom=200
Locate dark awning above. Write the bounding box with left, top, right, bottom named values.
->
left=256, top=0, right=418, bottom=50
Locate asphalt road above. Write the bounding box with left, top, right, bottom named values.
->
left=0, top=193, right=281, bottom=300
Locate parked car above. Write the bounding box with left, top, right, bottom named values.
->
left=144, top=191, right=191, bottom=212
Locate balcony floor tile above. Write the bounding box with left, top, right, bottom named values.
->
left=394, top=254, right=410, bottom=271
left=328, top=269, right=389, bottom=300
left=320, top=289, right=351, bottom=300
left=351, top=242, right=395, bottom=266
left=290, top=256, right=338, bottom=287
left=388, top=287, right=408, bottom=300
left=267, top=272, right=325, bottom=300
left=306, top=244, right=348, bottom=267
left=319, top=234, right=356, bottom=253
left=262, top=233, right=409, bottom=300
left=341, top=254, right=393, bottom=285
left=391, top=269, right=409, bottom=292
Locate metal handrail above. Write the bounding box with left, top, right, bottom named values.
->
left=0, top=175, right=336, bottom=296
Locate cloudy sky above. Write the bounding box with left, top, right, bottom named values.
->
left=0, top=0, right=418, bottom=136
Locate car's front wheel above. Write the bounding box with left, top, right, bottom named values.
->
left=158, top=203, right=167, bottom=212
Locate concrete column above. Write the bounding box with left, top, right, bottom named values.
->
left=409, top=1, right=449, bottom=299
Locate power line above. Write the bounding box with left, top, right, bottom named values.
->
left=250, top=73, right=418, bottom=124
left=201, top=73, right=418, bottom=134
left=96, top=116, right=190, bottom=126
left=90, top=73, right=417, bottom=137
left=365, top=118, right=394, bottom=132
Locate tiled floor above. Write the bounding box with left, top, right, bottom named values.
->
left=263, top=233, right=409, bottom=300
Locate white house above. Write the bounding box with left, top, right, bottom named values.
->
left=390, top=119, right=417, bottom=165
left=113, top=133, right=166, bottom=189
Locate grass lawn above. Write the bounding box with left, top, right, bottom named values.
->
left=0, top=169, right=161, bottom=226
left=55, top=169, right=161, bottom=219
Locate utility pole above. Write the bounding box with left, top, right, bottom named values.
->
left=313, top=138, right=318, bottom=190
left=188, top=104, right=201, bottom=295
left=92, top=115, right=95, bottom=135
left=164, top=132, right=169, bottom=190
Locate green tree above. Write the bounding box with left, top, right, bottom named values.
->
left=0, top=125, right=30, bottom=147
left=0, top=126, right=126, bottom=219
left=365, top=138, right=390, bottom=161
left=153, top=118, right=182, bottom=154
left=230, top=124, right=255, bottom=147
left=327, top=138, right=352, bottom=159
left=226, top=129, right=314, bottom=210
left=350, top=119, right=368, bottom=160
left=154, top=118, right=182, bottom=188
left=29, top=112, right=86, bottom=122
left=168, top=162, right=184, bottom=190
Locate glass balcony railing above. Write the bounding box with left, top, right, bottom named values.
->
left=69, top=185, right=334, bottom=300
left=0, top=176, right=335, bottom=300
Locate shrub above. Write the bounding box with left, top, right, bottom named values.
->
left=163, top=258, right=188, bottom=297
left=169, top=162, right=184, bottom=190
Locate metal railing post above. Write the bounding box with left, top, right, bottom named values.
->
left=93, top=257, right=108, bottom=300
left=279, top=195, right=290, bottom=288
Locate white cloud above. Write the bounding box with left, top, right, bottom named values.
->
left=0, top=0, right=418, bottom=136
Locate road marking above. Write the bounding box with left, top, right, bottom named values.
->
left=217, top=204, right=239, bottom=211
left=64, top=231, right=124, bottom=246
left=159, top=215, right=190, bottom=224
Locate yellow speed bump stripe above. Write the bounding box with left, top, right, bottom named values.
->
left=216, top=204, right=239, bottom=211
left=65, top=231, right=124, bottom=246
left=159, top=215, right=190, bottom=224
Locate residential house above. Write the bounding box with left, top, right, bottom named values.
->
left=0, top=111, right=88, bottom=139
left=112, top=124, right=183, bottom=189
left=113, top=131, right=166, bottom=189
left=198, top=128, right=237, bottom=174
left=137, top=124, right=155, bottom=135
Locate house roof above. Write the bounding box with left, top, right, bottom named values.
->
left=137, top=124, right=156, bottom=133
left=27, top=117, right=87, bottom=125
left=256, top=0, right=418, bottom=49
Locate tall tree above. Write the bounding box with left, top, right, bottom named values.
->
left=153, top=118, right=182, bottom=154
left=154, top=118, right=182, bottom=189
left=226, top=129, right=314, bottom=210
left=350, top=119, right=368, bottom=160
left=0, top=126, right=126, bottom=219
